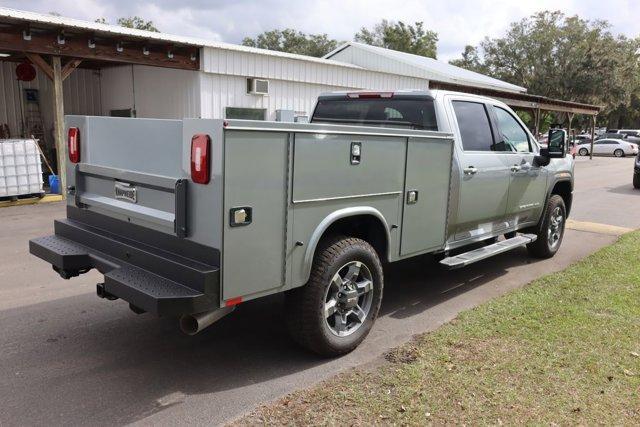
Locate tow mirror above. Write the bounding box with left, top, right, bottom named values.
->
left=547, top=128, right=567, bottom=158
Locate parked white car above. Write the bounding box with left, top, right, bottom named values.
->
left=577, top=138, right=639, bottom=157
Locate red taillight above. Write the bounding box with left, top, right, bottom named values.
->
left=346, top=92, right=393, bottom=99
left=191, top=134, right=211, bottom=184
left=68, top=127, right=80, bottom=163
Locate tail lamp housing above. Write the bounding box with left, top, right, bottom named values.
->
left=68, top=127, right=80, bottom=163
left=191, top=134, right=211, bottom=184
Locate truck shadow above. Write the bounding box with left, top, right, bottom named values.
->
left=606, top=183, right=639, bottom=196
left=0, top=246, right=540, bottom=426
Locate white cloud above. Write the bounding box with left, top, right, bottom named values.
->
left=3, top=0, right=639, bottom=61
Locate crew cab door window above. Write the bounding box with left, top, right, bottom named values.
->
left=452, top=101, right=495, bottom=151
left=493, top=107, right=531, bottom=152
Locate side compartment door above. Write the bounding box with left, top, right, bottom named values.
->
left=222, top=131, right=289, bottom=302
left=491, top=105, right=548, bottom=225
left=400, top=136, right=453, bottom=256
left=449, top=99, right=512, bottom=240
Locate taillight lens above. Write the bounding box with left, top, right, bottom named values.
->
left=68, top=127, right=80, bottom=163
left=347, top=92, right=393, bottom=99
left=191, top=134, right=211, bottom=184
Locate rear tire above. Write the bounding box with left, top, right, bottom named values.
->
left=634, top=173, right=640, bottom=189
left=614, top=149, right=624, bottom=157
left=578, top=148, right=589, bottom=156
left=285, top=236, right=383, bottom=357
left=526, top=195, right=566, bottom=259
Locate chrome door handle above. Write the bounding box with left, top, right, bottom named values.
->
left=463, top=166, right=478, bottom=175
left=510, top=164, right=522, bottom=172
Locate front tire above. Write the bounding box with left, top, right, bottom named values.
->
left=578, top=148, right=589, bottom=156
left=285, top=236, right=383, bottom=357
left=526, top=195, right=566, bottom=259
left=633, top=173, right=640, bottom=189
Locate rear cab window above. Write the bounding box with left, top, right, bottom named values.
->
left=311, top=96, right=438, bottom=131
left=451, top=101, right=495, bottom=151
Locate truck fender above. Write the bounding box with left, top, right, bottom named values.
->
left=546, top=175, right=573, bottom=215
left=301, top=206, right=391, bottom=283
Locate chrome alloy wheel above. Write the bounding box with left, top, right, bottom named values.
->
left=324, top=261, right=374, bottom=337
left=547, top=206, right=564, bottom=249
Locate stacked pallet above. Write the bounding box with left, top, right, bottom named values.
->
left=0, top=139, right=44, bottom=197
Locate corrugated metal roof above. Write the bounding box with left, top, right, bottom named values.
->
left=0, top=7, right=364, bottom=70
left=324, top=42, right=526, bottom=93
left=0, top=8, right=525, bottom=93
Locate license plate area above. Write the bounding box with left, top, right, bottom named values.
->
left=73, top=163, right=187, bottom=237
left=114, top=181, right=137, bottom=203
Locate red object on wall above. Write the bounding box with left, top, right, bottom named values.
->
left=16, top=61, right=36, bottom=82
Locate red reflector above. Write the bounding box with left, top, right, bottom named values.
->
left=191, top=134, right=211, bottom=184
left=225, top=296, right=242, bottom=307
left=68, top=127, right=80, bottom=163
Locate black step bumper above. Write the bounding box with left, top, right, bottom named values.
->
left=29, top=214, right=220, bottom=317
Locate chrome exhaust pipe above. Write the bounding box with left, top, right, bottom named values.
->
left=179, top=306, right=234, bottom=335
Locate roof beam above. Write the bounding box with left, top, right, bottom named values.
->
left=429, top=80, right=600, bottom=116
left=61, top=57, right=82, bottom=80
left=0, top=27, right=199, bottom=70
left=24, top=52, right=53, bottom=80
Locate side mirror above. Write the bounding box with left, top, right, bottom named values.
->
left=547, top=128, right=567, bottom=158
left=533, top=148, right=551, bottom=167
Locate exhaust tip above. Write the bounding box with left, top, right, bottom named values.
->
left=179, top=315, right=199, bottom=335
left=179, top=306, right=235, bottom=336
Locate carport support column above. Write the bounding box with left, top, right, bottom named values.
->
left=533, top=107, right=541, bottom=137
left=52, top=56, right=66, bottom=200
left=590, top=115, right=597, bottom=160
left=566, top=112, right=574, bottom=149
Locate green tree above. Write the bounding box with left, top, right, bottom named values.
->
left=94, top=16, right=160, bottom=32
left=449, top=11, right=640, bottom=127
left=448, top=45, right=486, bottom=73
left=354, top=20, right=438, bottom=58
left=242, top=29, right=337, bottom=57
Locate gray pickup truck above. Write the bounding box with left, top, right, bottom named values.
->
left=30, top=89, right=572, bottom=356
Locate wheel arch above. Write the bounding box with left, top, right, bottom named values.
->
left=302, top=207, right=391, bottom=283
left=549, top=179, right=573, bottom=216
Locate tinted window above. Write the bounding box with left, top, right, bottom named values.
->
left=452, top=101, right=494, bottom=151
left=493, top=107, right=531, bottom=152
left=312, top=98, right=438, bottom=130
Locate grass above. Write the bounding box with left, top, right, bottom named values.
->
left=238, top=232, right=640, bottom=425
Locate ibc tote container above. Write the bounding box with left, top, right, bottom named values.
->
left=0, top=139, right=44, bottom=197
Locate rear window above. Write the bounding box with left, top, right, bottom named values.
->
left=312, top=98, right=438, bottom=131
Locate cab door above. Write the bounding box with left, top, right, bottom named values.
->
left=490, top=105, right=548, bottom=226
left=448, top=97, right=512, bottom=241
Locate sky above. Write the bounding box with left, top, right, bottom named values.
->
left=2, top=0, right=639, bottom=61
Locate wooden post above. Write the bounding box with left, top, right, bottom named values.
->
left=52, top=56, right=67, bottom=200
left=590, top=115, right=596, bottom=160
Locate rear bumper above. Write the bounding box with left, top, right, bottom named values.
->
left=29, top=213, right=220, bottom=317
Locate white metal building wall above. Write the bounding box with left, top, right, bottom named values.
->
left=0, top=61, right=100, bottom=141
left=199, top=72, right=430, bottom=121
left=199, top=73, right=349, bottom=120
left=199, top=47, right=430, bottom=120
left=100, top=65, right=200, bottom=119
left=201, top=47, right=429, bottom=91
